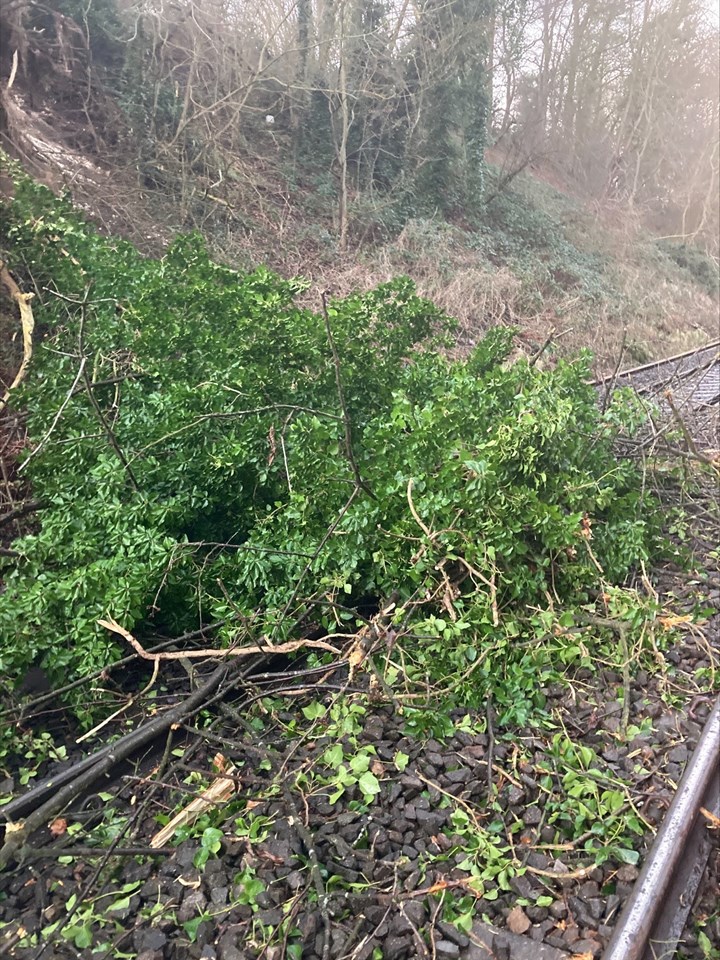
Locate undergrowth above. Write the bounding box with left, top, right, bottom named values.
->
left=0, top=159, right=660, bottom=732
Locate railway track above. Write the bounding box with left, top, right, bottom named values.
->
left=596, top=341, right=719, bottom=455
left=604, top=694, right=720, bottom=960
left=597, top=341, right=720, bottom=410
left=597, top=343, right=720, bottom=959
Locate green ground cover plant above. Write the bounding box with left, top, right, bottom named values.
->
left=0, top=161, right=658, bottom=730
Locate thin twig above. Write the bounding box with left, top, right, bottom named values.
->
left=321, top=289, right=375, bottom=500
left=76, top=295, right=140, bottom=491
left=601, top=329, right=627, bottom=413
left=18, top=358, right=87, bottom=473
left=282, top=781, right=332, bottom=960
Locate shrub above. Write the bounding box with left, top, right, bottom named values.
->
left=0, top=162, right=655, bottom=723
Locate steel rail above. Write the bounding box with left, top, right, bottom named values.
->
left=594, top=340, right=720, bottom=386
left=603, top=694, right=720, bottom=960
left=628, top=357, right=720, bottom=401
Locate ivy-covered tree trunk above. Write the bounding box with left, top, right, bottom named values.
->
left=409, top=0, right=492, bottom=214
left=293, top=0, right=313, bottom=157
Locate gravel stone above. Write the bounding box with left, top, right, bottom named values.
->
left=133, top=928, right=168, bottom=953
left=193, top=920, right=215, bottom=950
left=509, top=874, right=538, bottom=898
left=444, top=767, right=471, bottom=784
left=668, top=744, right=689, bottom=763
left=217, top=933, right=247, bottom=960
left=435, top=940, right=461, bottom=959
left=549, top=900, right=568, bottom=919
left=178, top=889, right=207, bottom=924
left=526, top=905, right=549, bottom=922
left=176, top=843, right=199, bottom=870
left=604, top=894, right=622, bottom=920
left=436, top=921, right=470, bottom=948
left=563, top=924, right=582, bottom=945
left=210, top=885, right=229, bottom=906
left=616, top=864, right=639, bottom=883
left=507, top=785, right=526, bottom=805
left=569, top=896, right=601, bottom=928
left=402, top=900, right=427, bottom=926
left=399, top=774, right=424, bottom=797
left=570, top=939, right=602, bottom=957
left=415, top=808, right=446, bottom=830
left=506, top=906, right=532, bottom=934
left=383, top=934, right=412, bottom=959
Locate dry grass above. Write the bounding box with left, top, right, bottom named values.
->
left=3, top=94, right=716, bottom=379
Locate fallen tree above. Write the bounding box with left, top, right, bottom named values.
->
left=1, top=157, right=658, bottom=741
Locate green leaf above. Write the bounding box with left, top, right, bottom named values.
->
left=183, top=916, right=205, bottom=942
left=302, top=701, right=326, bottom=721
left=328, top=785, right=345, bottom=804
left=68, top=924, right=93, bottom=949
left=201, top=827, right=224, bottom=853
left=615, top=847, right=640, bottom=865
left=697, top=931, right=713, bottom=957
left=107, top=895, right=131, bottom=912
left=357, top=771, right=381, bottom=801
left=323, top=743, right=344, bottom=769
left=394, top=751, right=410, bottom=772
left=349, top=753, right=371, bottom=775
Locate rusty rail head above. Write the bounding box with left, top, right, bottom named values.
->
left=603, top=695, right=720, bottom=960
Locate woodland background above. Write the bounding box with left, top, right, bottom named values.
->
left=3, top=0, right=718, bottom=240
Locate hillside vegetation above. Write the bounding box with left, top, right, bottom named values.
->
left=0, top=0, right=718, bottom=375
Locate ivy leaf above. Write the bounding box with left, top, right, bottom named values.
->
left=615, top=847, right=640, bottom=865
left=302, top=701, right=326, bottom=721
left=183, top=916, right=205, bottom=942
left=357, top=771, right=380, bottom=801
left=201, top=827, right=224, bottom=853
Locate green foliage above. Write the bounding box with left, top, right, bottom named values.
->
left=446, top=807, right=514, bottom=899
left=473, top=180, right=611, bottom=302
left=0, top=162, right=657, bottom=725
left=657, top=240, right=720, bottom=297
left=0, top=728, right=67, bottom=788
left=539, top=733, right=644, bottom=865
left=193, top=827, right=224, bottom=870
